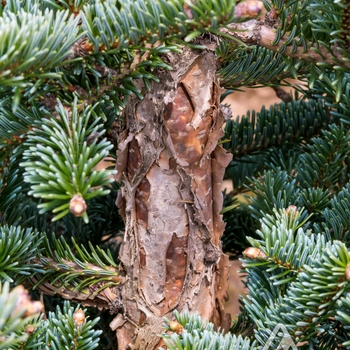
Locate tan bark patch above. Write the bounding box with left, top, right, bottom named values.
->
left=114, top=48, right=232, bottom=349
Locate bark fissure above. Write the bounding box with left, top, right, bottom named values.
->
left=114, top=48, right=232, bottom=349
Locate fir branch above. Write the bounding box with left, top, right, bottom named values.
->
left=314, top=184, right=350, bottom=243
left=217, top=42, right=309, bottom=88
left=60, top=42, right=172, bottom=114
left=41, top=302, right=102, bottom=350
left=305, top=71, right=350, bottom=117
left=0, top=100, right=43, bottom=150
left=159, top=311, right=257, bottom=350
left=242, top=208, right=321, bottom=285
left=295, top=124, right=350, bottom=191
left=253, top=240, right=350, bottom=347
left=80, top=0, right=237, bottom=54
left=222, top=99, right=328, bottom=159
left=335, top=294, right=350, bottom=347
left=0, top=225, right=44, bottom=283
left=20, top=99, right=115, bottom=223
left=241, top=208, right=350, bottom=348
left=35, top=257, right=121, bottom=282
left=0, top=7, right=81, bottom=87
left=245, top=169, right=298, bottom=220
left=0, top=282, right=101, bottom=349
left=29, top=232, right=121, bottom=301
left=0, top=282, right=43, bottom=350
left=24, top=301, right=102, bottom=350
left=0, top=150, right=25, bottom=214
left=221, top=20, right=350, bottom=70
left=222, top=201, right=260, bottom=259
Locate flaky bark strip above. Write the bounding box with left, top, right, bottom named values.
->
left=114, top=48, right=232, bottom=349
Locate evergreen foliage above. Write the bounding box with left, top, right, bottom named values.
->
left=0, top=0, right=349, bottom=348
left=0, top=281, right=101, bottom=350
left=160, top=311, right=256, bottom=349
left=20, top=99, right=115, bottom=222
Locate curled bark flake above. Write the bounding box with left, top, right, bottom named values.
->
left=273, top=86, right=293, bottom=103
left=109, top=298, right=124, bottom=315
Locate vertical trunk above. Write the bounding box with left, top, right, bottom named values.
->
left=113, top=48, right=232, bottom=349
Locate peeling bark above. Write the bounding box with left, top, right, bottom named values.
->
left=114, top=48, right=232, bottom=349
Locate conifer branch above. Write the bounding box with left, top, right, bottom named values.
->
left=20, top=99, right=115, bottom=223
left=61, top=41, right=169, bottom=113
left=29, top=275, right=112, bottom=310
left=27, top=231, right=122, bottom=306
left=159, top=311, right=257, bottom=350
left=222, top=99, right=328, bottom=158
left=221, top=20, right=350, bottom=70
left=0, top=282, right=44, bottom=349
left=34, top=257, right=121, bottom=282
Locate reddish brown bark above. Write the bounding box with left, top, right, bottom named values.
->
left=113, top=48, right=232, bottom=349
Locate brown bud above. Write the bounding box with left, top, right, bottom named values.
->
left=286, top=205, right=298, bottom=218
left=73, top=308, right=85, bottom=326
left=273, top=87, right=293, bottom=103
left=184, top=0, right=195, bottom=19
left=346, top=266, right=350, bottom=280
left=269, top=7, right=278, bottom=19
left=11, top=285, right=29, bottom=316
left=169, top=320, right=184, bottom=334
left=69, top=194, right=87, bottom=217
left=24, top=301, right=44, bottom=317
left=25, top=324, right=36, bottom=334
left=11, top=285, right=44, bottom=317
left=243, top=247, right=267, bottom=259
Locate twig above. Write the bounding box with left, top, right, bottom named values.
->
left=220, top=20, right=350, bottom=70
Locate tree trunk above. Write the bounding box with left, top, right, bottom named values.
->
left=113, top=47, right=232, bottom=349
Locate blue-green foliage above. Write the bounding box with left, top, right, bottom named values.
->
left=159, top=311, right=256, bottom=350
left=0, top=8, right=81, bottom=87
left=0, top=225, right=44, bottom=283
left=0, top=282, right=41, bottom=350
left=226, top=209, right=350, bottom=349
left=20, top=99, right=115, bottom=222
left=36, top=302, right=102, bottom=350
left=0, top=284, right=102, bottom=350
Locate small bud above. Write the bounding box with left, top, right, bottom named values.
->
left=234, top=0, right=264, bottom=20
left=184, top=0, right=195, bottom=19
left=69, top=195, right=87, bottom=217
left=25, top=324, right=36, bottom=334
left=243, top=247, right=267, bottom=259
left=73, top=308, right=85, bottom=326
left=286, top=205, right=298, bottom=218
left=24, top=301, right=44, bottom=317
left=11, top=285, right=44, bottom=317
left=346, top=266, right=350, bottom=280
left=169, top=320, right=184, bottom=334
